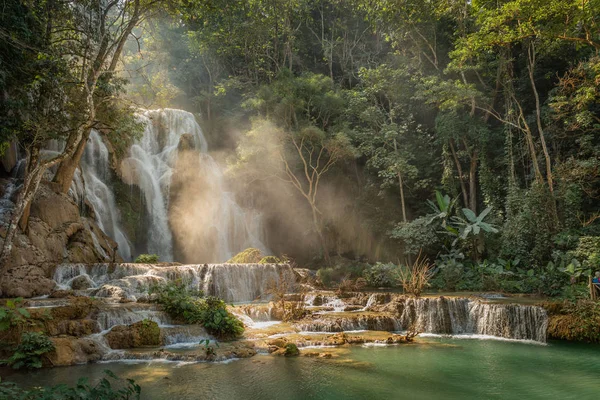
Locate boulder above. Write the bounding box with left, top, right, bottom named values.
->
left=70, top=275, right=95, bottom=290
left=0, top=265, right=55, bottom=298
left=47, top=336, right=104, bottom=366
left=105, top=320, right=161, bottom=349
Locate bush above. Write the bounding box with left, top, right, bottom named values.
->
left=398, top=255, right=433, bottom=297
left=0, top=298, right=30, bottom=332
left=149, top=281, right=244, bottom=338
left=362, top=263, right=400, bottom=287
left=227, top=248, right=262, bottom=263
left=546, top=300, right=600, bottom=343
left=0, top=369, right=141, bottom=399
left=134, top=254, right=159, bottom=263
left=316, top=260, right=368, bottom=287
left=1, top=332, right=54, bottom=369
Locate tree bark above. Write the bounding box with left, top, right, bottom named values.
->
left=449, top=139, right=469, bottom=208
left=53, top=128, right=91, bottom=193
left=468, top=149, right=478, bottom=214
left=527, top=42, right=553, bottom=193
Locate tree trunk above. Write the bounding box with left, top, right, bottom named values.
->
left=0, top=166, right=46, bottom=265
left=311, top=205, right=330, bottom=266
left=469, top=149, right=478, bottom=214
left=398, top=171, right=407, bottom=223
left=449, top=139, right=469, bottom=208
left=53, top=128, right=91, bottom=193
left=393, top=138, right=407, bottom=222
left=527, top=42, right=553, bottom=193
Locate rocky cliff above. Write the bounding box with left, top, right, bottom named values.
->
left=0, top=180, right=120, bottom=298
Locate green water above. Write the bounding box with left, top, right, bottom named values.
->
left=3, top=339, right=600, bottom=399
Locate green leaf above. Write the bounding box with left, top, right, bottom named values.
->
left=18, top=309, right=30, bottom=318
left=462, top=208, right=477, bottom=222
left=476, top=206, right=492, bottom=222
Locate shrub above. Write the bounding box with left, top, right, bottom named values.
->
left=546, top=300, right=600, bottom=343
left=134, top=254, right=159, bottom=263
left=284, top=343, right=299, bottom=356
left=227, top=248, right=262, bottom=263
left=0, top=369, right=141, bottom=399
left=198, top=296, right=245, bottom=338
left=363, top=263, right=400, bottom=287
left=398, top=254, right=433, bottom=297
left=1, top=332, right=54, bottom=369
left=149, top=281, right=244, bottom=338
left=0, top=298, right=30, bottom=332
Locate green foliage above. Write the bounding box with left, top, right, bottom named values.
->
left=284, top=343, right=299, bottom=356
left=1, top=332, right=54, bottom=370
left=362, top=263, right=400, bottom=288
left=316, top=261, right=368, bottom=287
left=547, top=301, right=600, bottom=343
left=200, top=339, right=219, bottom=359
left=0, top=370, right=141, bottom=399
left=227, top=248, right=263, bottom=263
left=149, top=281, right=244, bottom=338
left=134, top=254, right=159, bottom=264
left=0, top=298, right=30, bottom=332
left=390, top=217, right=440, bottom=256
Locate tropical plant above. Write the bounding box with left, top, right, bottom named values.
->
left=427, top=191, right=458, bottom=228
left=0, top=298, right=30, bottom=332
left=1, top=332, right=54, bottom=369
left=149, top=281, right=244, bottom=338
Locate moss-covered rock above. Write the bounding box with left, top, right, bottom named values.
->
left=545, top=300, right=600, bottom=343
left=105, top=320, right=161, bottom=349
left=227, top=248, right=263, bottom=263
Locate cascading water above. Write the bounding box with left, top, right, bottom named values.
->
left=81, top=130, right=132, bottom=260
left=298, top=294, right=548, bottom=342
left=53, top=262, right=297, bottom=303
left=119, top=108, right=268, bottom=262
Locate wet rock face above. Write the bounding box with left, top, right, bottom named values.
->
left=105, top=320, right=161, bottom=349
left=0, top=182, right=121, bottom=298
left=47, top=337, right=103, bottom=366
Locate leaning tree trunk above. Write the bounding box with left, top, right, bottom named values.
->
left=52, top=127, right=91, bottom=193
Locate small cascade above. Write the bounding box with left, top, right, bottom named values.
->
left=81, top=130, right=132, bottom=260
left=160, top=325, right=211, bottom=347
left=96, top=304, right=173, bottom=332
left=53, top=262, right=296, bottom=303
left=297, top=314, right=400, bottom=333
left=201, top=264, right=296, bottom=303
left=119, top=108, right=268, bottom=262
left=397, top=297, right=548, bottom=342
left=297, top=294, right=548, bottom=342
left=237, top=303, right=277, bottom=322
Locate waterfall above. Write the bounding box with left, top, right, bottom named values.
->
left=395, top=297, right=548, bottom=342
left=81, top=130, right=132, bottom=260
left=119, top=108, right=268, bottom=262
left=295, top=294, right=547, bottom=342
left=53, top=262, right=296, bottom=303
